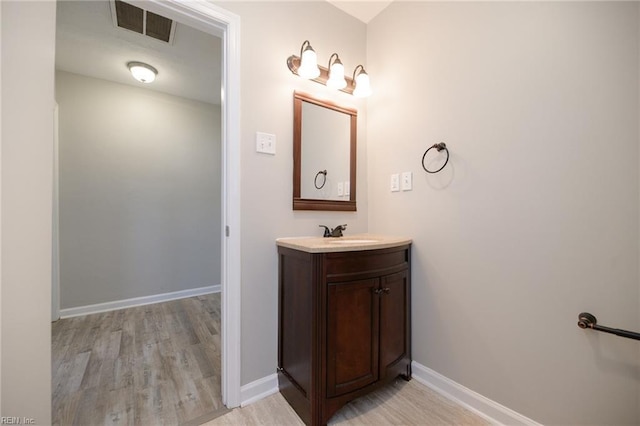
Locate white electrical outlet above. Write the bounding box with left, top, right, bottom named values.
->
left=337, top=182, right=344, bottom=196
left=344, top=181, right=350, bottom=196
left=402, top=171, right=413, bottom=191
left=256, top=132, right=276, bottom=155
left=391, top=174, right=400, bottom=192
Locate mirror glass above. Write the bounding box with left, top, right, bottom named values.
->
left=300, top=102, right=350, bottom=200
left=293, top=92, right=357, bottom=211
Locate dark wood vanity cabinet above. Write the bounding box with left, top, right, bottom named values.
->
left=277, top=244, right=411, bottom=426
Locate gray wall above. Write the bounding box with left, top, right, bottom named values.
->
left=1, top=1, right=55, bottom=423
left=216, top=1, right=368, bottom=385
left=56, top=71, right=221, bottom=309
left=368, top=2, right=640, bottom=424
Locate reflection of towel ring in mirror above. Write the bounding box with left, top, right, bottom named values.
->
left=314, top=170, right=327, bottom=189
left=421, top=143, right=449, bottom=174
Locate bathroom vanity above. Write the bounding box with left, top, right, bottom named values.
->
left=276, top=235, right=412, bottom=426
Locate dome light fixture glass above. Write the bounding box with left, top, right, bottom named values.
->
left=297, top=40, right=321, bottom=79
left=326, top=53, right=347, bottom=90
left=128, top=61, right=158, bottom=83
left=352, top=65, right=372, bottom=98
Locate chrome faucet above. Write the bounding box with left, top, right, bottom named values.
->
left=319, top=224, right=347, bottom=238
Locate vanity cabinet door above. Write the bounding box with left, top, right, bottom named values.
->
left=379, top=270, right=410, bottom=379
left=326, top=278, right=380, bottom=398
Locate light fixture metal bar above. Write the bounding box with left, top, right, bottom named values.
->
left=287, top=55, right=355, bottom=95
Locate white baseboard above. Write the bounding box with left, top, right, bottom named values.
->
left=60, top=284, right=221, bottom=318
left=240, top=373, right=279, bottom=407
left=236, top=365, right=540, bottom=425
left=411, top=361, right=541, bottom=426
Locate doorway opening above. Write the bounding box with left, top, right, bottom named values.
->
left=51, top=0, right=241, bottom=419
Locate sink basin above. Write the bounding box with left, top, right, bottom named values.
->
left=329, top=239, right=379, bottom=244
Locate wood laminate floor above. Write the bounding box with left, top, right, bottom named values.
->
left=52, top=293, right=224, bottom=426
left=205, top=379, right=490, bottom=426
left=54, top=294, right=488, bottom=426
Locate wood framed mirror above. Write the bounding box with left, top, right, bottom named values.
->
left=293, top=91, right=357, bottom=211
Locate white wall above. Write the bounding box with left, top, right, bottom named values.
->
left=0, top=0, right=3, bottom=413
left=368, top=2, right=640, bottom=424
left=5, top=1, right=637, bottom=422
left=0, top=1, right=55, bottom=423
left=216, top=1, right=368, bottom=385
left=56, top=71, right=221, bottom=309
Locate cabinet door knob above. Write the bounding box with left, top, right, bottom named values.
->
left=382, top=287, right=390, bottom=294
left=373, top=288, right=383, bottom=295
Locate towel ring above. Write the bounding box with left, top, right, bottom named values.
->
left=314, top=170, right=327, bottom=189
left=421, top=143, right=449, bottom=174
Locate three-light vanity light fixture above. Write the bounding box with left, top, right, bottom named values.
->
left=287, top=40, right=372, bottom=98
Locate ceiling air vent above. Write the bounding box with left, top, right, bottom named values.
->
left=111, top=0, right=175, bottom=44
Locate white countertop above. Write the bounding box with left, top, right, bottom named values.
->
left=276, top=233, right=412, bottom=253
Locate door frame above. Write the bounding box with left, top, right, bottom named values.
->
left=52, top=103, right=60, bottom=322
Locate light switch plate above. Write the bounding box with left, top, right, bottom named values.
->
left=256, top=132, right=276, bottom=155
left=391, top=174, right=400, bottom=192
left=402, top=171, right=413, bottom=191
left=344, top=181, right=350, bottom=196
left=337, top=182, right=344, bottom=196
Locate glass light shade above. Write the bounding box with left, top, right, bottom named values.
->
left=353, top=71, right=372, bottom=98
left=298, top=47, right=320, bottom=79
left=128, top=62, right=157, bottom=83
left=327, top=61, right=347, bottom=90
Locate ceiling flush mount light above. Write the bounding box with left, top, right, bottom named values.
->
left=286, top=41, right=371, bottom=97
left=127, top=61, right=158, bottom=83
left=326, top=53, right=347, bottom=90
left=352, top=65, right=372, bottom=98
